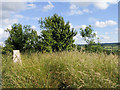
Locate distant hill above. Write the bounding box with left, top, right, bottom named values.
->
left=77, top=43, right=120, bottom=46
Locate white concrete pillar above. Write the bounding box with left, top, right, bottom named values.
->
left=13, top=50, right=22, bottom=64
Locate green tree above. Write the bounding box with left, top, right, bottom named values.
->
left=5, top=24, right=24, bottom=51
left=23, top=25, right=40, bottom=52
left=3, top=24, right=40, bottom=53
left=39, top=14, right=77, bottom=52
left=80, top=25, right=103, bottom=52
left=80, top=25, right=96, bottom=45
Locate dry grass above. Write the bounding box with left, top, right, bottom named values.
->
left=2, top=51, right=119, bottom=88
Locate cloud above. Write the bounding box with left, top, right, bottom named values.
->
left=43, top=1, right=54, bottom=12
left=93, top=2, right=109, bottom=10
left=32, top=17, right=41, bottom=20
left=68, top=4, right=92, bottom=15
left=72, top=23, right=118, bottom=44
left=98, top=34, right=112, bottom=43
left=69, top=9, right=83, bottom=15
left=94, top=20, right=117, bottom=28
left=27, top=3, right=36, bottom=9
left=70, top=4, right=78, bottom=10
left=14, top=15, right=24, bottom=19
left=73, top=33, right=86, bottom=44
left=83, top=9, right=92, bottom=13
left=88, top=17, right=98, bottom=23
left=0, top=42, right=4, bottom=47
left=5, top=25, right=12, bottom=30
left=105, top=32, right=109, bottom=35
left=70, top=0, right=118, bottom=11
left=74, top=25, right=87, bottom=30
left=1, top=2, right=36, bottom=12
left=1, top=2, right=36, bottom=26
left=0, top=27, right=9, bottom=43
left=31, top=25, right=36, bottom=30
left=1, top=2, right=27, bottom=12
left=69, top=23, right=74, bottom=30
left=2, top=18, right=18, bottom=26
left=70, top=2, right=91, bottom=8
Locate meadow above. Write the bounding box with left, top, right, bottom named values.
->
left=2, top=51, right=119, bottom=88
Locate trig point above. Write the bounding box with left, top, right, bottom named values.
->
left=13, top=50, right=22, bottom=64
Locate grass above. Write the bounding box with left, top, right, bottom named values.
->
left=2, top=51, right=119, bottom=88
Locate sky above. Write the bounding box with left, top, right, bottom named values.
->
left=0, top=0, right=119, bottom=46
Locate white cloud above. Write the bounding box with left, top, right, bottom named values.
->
left=68, top=4, right=92, bottom=15
left=73, top=33, right=86, bottom=44
left=43, top=1, right=54, bottom=12
left=99, top=35, right=110, bottom=41
left=108, top=0, right=118, bottom=4
left=69, top=23, right=74, bottom=30
left=88, top=17, right=97, bottom=23
left=5, top=25, right=12, bottom=30
left=70, top=0, right=118, bottom=11
left=105, top=32, right=109, bottom=35
left=83, top=9, right=92, bottom=13
left=115, top=28, right=118, bottom=31
left=70, top=4, right=78, bottom=10
left=0, top=42, right=4, bottom=47
left=31, top=25, right=36, bottom=30
left=27, top=3, right=36, bottom=9
left=74, top=25, right=87, bottom=30
left=1, top=2, right=27, bottom=12
left=32, top=17, right=41, bottom=20
left=0, top=27, right=9, bottom=43
left=2, top=18, right=18, bottom=26
left=1, top=2, right=36, bottom=26
left=14, top=15, right=24, bottom=19
left=93, top=2, right=109, bottom=10
left=70, top=2, right=91, bottom=8
left=1, top=0, right=37, bottom=2
left=69, top=9, right=83, bottom=15
left=94, top=20, right=117, bottom=28
left=1, top=2, right=36, bottom=12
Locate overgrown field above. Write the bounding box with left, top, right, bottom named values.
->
left=2, top=51, right=119, bottom=88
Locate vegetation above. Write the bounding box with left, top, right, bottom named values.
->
left=80, top=25, right=103, bottom=53
left=1, top=13, right=119, bottom=88
left=39, top=14, right=77, bottom=52
left=2, top=51, right=119, bottom=88
left=2, top=24, right=39, bottom=54
left=2, top=14, right=77, bottom=54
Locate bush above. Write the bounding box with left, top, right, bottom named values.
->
left=85, top=44, right=103, bottom=53
left=2, top=45, right=14, bottom=54
left=77, top=45, right=81, bottom=52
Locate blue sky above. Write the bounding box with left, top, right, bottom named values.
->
left=0, top=0, right=119, bottom=45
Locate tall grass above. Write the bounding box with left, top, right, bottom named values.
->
left=2, top=51, right=119, bottom=88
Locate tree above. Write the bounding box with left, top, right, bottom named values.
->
left=23, top=25, right=40, bottom=52
left=80, top=25, right=103, bottom=53
left=3, top=23, right=40, bottom=53
left=39, top=14, right=77, bottom=52
left=80, top=25, right=96, bottom=45
left=5, top=24, right=24, bottom=51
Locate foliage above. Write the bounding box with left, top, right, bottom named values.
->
left=39, top=14, right=77, bottom=52
left=80, top=25, right=96, bottom=45
left=77, top=45, right=81, bottom=52
left=22, top=25, right=40, bottom=52
left=84, top=44, right=103, bottom=53
left=80, top=25, right=103, bottom=53
left=5, top=24, right=24, bottom=51
left=3, top=24, right=40, bottom=53
left=2, top=45, right=14, bottom=54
